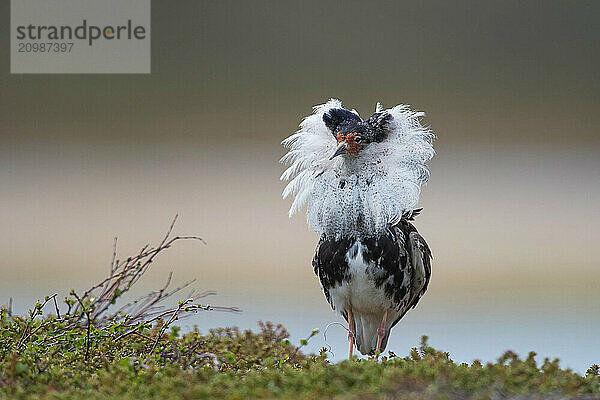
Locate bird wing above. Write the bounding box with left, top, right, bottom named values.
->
left=312, top=236, right=351, bottom=310
left=406, top=230, right=432, bottom=311
left=389, top=220, right=432, bottom=328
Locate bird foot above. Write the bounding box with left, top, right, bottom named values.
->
left=347, top=307, right=355, bottom=360
left=375, top=309, right=388, bottom=355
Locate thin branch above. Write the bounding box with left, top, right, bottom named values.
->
left=110, top=237, right=118, bottom=275
left=17, top=294, right=58, bottom=348
left=13, top=215, right=238, bottom=362
left=150, top=298, right=189, bottom=353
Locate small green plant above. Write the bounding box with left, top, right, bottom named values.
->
left=1, top=315, right=598, bottom=399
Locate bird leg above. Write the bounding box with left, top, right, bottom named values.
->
left=347, top=306, right=355, bottom=359
left=375, top=309, right=388, bottom=355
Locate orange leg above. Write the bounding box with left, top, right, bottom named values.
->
left=347, top=307, right=355, bottom=359
left=375, top=309, right=388, bottom=354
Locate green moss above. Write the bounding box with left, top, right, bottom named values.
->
left=1, top=308, right=599, bottom=399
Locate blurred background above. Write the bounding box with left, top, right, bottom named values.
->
left=1, top=1, right=599, bottom=372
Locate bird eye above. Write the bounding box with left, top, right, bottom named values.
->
left=354, top=136, right=362, bottom=143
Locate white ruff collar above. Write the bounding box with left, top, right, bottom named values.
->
left=281, top=99, right=435, bottom=239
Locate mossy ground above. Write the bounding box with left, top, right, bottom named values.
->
left=1, top=308, right=599, bottom=400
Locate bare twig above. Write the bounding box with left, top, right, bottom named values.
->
left=322, top=321, right=352, bottom=358
left=17, top=294, right=58, bottom=348
left=71, top=291, right=92, bottom=361
left=14, top=215, right=238, bottom=357
left=281, top=328, right=319, bottom=367
left=150, top=298, right=190, bottom=353
left=74, top=215, right=206, bottom=325
left=110, top=237, right=117, bottom=275
left=52, top=296, right=61, bottom=319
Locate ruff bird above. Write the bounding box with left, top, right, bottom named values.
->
left=281, top=99, right=435, bottom=358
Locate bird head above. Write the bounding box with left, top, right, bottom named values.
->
left=323, top=107, right=393, bottom=160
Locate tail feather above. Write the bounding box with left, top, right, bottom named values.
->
left=353, top=312, right=392, bottom=355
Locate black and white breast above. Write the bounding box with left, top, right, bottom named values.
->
left=313, top=216, right=432, bottom=355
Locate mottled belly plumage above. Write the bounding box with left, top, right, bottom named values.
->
left=312, top=218, right=431, bottom=354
